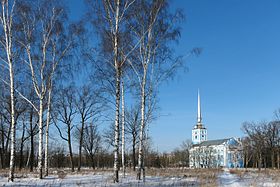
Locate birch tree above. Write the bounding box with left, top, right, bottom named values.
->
left=126, top=0, right=183, bottom=180
left=17, top=0, right=72, bottom=178
left=104, top=1, right=121, bottom=181
left=0, top=0, right=17, bottom=181
left=44, top=12, right=75, bottom=177
left=86, top=0, right=136, bottom=182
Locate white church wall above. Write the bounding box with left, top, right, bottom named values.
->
left=189, top=138, right=244, bottom=168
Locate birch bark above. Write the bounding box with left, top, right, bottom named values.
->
left=137, top=66, right=147, bottom=180
left=0, top=0, right=16, bottom=182
left=113, top=69, right=120, bottom=182
left=113, top=0, right=121, bottom=182
left=38, top=97, right=44, bottom=179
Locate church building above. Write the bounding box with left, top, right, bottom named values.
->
left=189, top=90, right=243, bottom=168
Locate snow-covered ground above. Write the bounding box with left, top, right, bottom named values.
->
left=0, top=172, right=198, bottom=187
left=0, top=169, right=279, bottom=186
left=218, top=169, right=279, bottom=187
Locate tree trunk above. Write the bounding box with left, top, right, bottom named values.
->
left=44, top=88, right=52, bottom=176
left=113, top=68, right=121, bottom=183
left=244, top=153, right=247, bottom=169
left=19, top=122, right=26, bottom=170
left=38, top=97, right=44, bottom=179
left=132, top=136, right=136, bottom=171
left=258, top=152, right=262, bottom=171
left=5, top=126, right=11, bottom=168
left=113, top=0, right=120, bottom=183
left=1, top=1, right=16, bottom=180
left=137, top=67, right=147, bottom=180
left=0, top=121, right=5, bottom=169
left=90, top=154, right=95, bottom=170
left=9, top=65, right=16, bottom=181
left=271, top=149, right=275, bottom=168
left=68, top=123, right=74, bottom=172
left=78, top=118, right=85, bottom=172
left=277, top=150, right=280, bottom=169
left=121, top=80, right=125, bottom=177
left=29, top=111, right=34, bottom=172
left=8, top=53, right=16, bottom=182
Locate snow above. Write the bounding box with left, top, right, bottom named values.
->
left=0, top=172, right=197, bottom=187
left=0, top=169, right=279, bottom=186
left=219, top=169, right=244, bottom=187
left=218, top=169, right=280, bottom=187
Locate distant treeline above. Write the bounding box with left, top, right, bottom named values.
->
left=242, top=114, right=280, bottom=169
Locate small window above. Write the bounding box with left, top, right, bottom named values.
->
left=202, top=135, right=204, bottom=137
left=195, top=136, right=197, bottom=139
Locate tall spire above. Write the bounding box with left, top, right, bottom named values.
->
left=192, top=89, right=207, bottom=144
left=197, top=89, right=202, bottom=124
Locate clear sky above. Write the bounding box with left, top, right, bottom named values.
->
left=69, top=0, right=280, bottom=152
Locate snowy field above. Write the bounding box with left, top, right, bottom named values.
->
left=0, top=168, right=279, bottom=186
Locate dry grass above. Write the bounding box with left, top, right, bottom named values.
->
left=0, top=168, right=37, bottom=178
left=146, top=167, right=221, bottom=186
left=254, top=169, right=280, bottom=184
left=268, top=169, right=280, bottom=183
left=229, top=169, right=248, bottom=180
left=57, top=170, right=67, bottom=179
left=228, top=168, right=280, bottom=185
left=0, top=167, right=279, bottom=186
left=195, top=169, right=220, bottom=187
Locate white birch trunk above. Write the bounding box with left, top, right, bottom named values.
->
left=137, top=67, right=147, bottom=180
left=38, top=97, right=44, bottom=179
left=121, top=80, right=125, bottom=177
left=114, top=71, right=120, bottom=183
left=44, top=86, right=52, bottom=176
left=8, top=60, right=15, bottom=182
left=113, top=0, right=120, bottom=183
left=1, top=0, right=16, bottom=181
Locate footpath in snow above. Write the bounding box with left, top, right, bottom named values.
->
left=218, top=168, right=244, bottom=187
left=218, top=168, right=279, bottom=187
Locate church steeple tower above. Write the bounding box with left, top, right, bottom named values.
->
left=192, top=90, right=207, bottom=144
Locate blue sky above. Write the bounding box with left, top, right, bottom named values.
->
left=69, top=1, right=280, bottom=152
